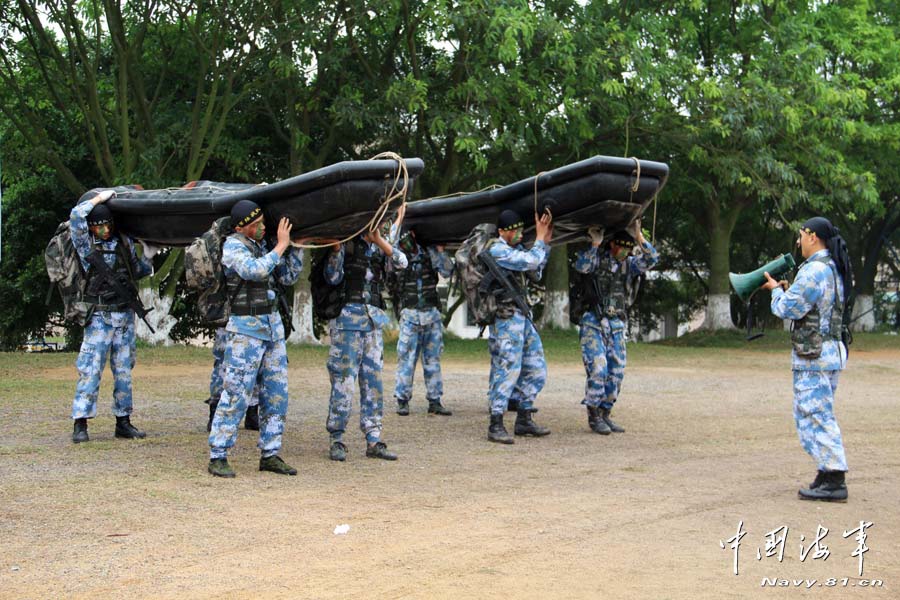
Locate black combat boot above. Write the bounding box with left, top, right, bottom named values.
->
left=244, top=405, right=259, bottom=431
left=506, top=399, right=519, bottom=412
left=259, top=454, right=297, bottom=475
left=809, top=470, right=826, bottom=490
left=208, top=458, right=235, bottom=478
left=488, top=413, right=514, bottom=444
left=587, top=406, right=611, bottom=435
left=206, top=398, right=219, bottom=432
left=115, top=416, right=147, bottom=439
left=799, top=471, right=848, bottom=503
left=366, top=441, right=398, bottom=460
left=330, top=440, right=348, bottom=462
left=514, top=408, right=551, bottom=437
left=428, top=400, right=452, bottom=416
left=600, top=408, right=625, bottom=433
left=72, top=418, right=89, bottom=443
left=396, top=400, right=410, bottom=416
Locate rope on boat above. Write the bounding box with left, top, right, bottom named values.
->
left=111, top=155, right=410, bottom=250
left=290, top=151, right=410, bottom=250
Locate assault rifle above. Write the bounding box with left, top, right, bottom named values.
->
left=478, top=251, right=532, bottom=321
left=588, top=275, right=605, bottom=321
left=85, top=250, right=155, bottom=333
left=273, top=280, right=294, bottom=340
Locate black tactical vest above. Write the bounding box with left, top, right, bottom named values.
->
left=791, top=255, right=843, bottom=359
left=483, top=240, right=538, bottom=320
left=586, top=254, right=629, bottom=320
left=342, top=238, right=386, bottom=309
left=225, top=234, right=275, bottom=316
left=398, top=247, right=441, bottom=310
left=84, top=237, right=135, bottom=308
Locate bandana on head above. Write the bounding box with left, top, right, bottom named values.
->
left=497, top=209, right=524, bottom=232
left=231, top=200, right=263, bottom=229
left=610, top=230, right=636, bottom=248
left=87, top=204, right=113, bottom=226
left=800, top=216, right=837, bottom=240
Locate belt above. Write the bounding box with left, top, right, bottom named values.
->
left=231, top=303, right=275, bottom=316
left=85, top=296, right=129, bottom=311
left=92, top=304, right=130, bottom=312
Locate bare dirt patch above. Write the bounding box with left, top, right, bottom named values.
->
left=1, top=347, right=897, bottom=599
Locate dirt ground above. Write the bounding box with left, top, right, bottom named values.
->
left=0, top=344, right=898, bottom=599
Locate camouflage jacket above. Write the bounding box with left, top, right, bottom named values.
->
left=770, top=249, right=846, bottom=371
left=574, top=240, right=658, bottom=331
left=221, top=235, right=303, bottom=342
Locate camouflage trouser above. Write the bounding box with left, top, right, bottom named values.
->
left=326, top=326, right=384, bottom=443
left=394, top=318, right=444, bottom=404
left=580, top=319, right=627, bottom=411
left=487, top=313, right=546, bottom=415
left=72, top=311, right=136, bottom=419
left=209, top=327, right=260, bottom=408
left=208, top=333, right=290, bottom=459
left=793, top=370, right=848, bottom=472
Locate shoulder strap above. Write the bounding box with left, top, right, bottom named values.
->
left=808, top=254, right=843, bottom=331
left=231, top=233, right=258, bottom=252
left=116, top=234, right=136, bottom=281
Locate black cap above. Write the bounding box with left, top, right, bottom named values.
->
left=498, top=210, right=524, bottom=231
left=610, top=229, right=636, bottom=248
left=231, top=200, right=263, bottom=229
left=801, top=217, right=838, bottom=240
left=87, top=204, right=113, bottom=226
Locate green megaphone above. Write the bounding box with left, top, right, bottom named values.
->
left=729, top=253, right=797, bottom=302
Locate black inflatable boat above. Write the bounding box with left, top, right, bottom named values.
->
left=88, top=158, right=424, bottom=246
left=402, top=156, right=668, bottom=247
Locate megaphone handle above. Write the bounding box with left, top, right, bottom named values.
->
left=745, top=299, right=765, bottom=342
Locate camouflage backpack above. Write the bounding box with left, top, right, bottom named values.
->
left=184, top=216, right=235, bottom=325
left=309, top=247, right=345, bottom=323
left=454, top=223, right=500, bottom=327
left=44, top=221, right=92, bottom=325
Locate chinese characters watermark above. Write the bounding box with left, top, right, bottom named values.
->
left=719, top=521, right=875, bottom=577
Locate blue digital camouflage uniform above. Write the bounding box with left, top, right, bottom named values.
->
left=208, top=236, right=303, bottom=460
left=325, top=242, right=407, bottom=443
left=771, top=248, right=848, bottom=472
left=70, top=200, right=152, bottom=420
left=394, top=246, right=453, bottom=406
left=209, top=326, right=260, bottom=408
left=574, top=240, right=659, bottom=410
left=487, top=238, right=549, bottom=415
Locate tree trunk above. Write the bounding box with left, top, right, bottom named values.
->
left=702, top=200, right=745, bottom=330
left=539, top=246, right=569, bottom=329
left=135, top=287, right=177, bottom=344
left=288, top=260, right=320, bottom=344
left=850, top=294, right=876, bottom=332
left=135, top=249, right=183, bottom=343
left=704, top=294, right=735, bottom=330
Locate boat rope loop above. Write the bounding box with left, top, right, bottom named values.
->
left=626, top=156, right=657, bottom=243
left=533, top=171, right=549, bottom=218
left=628, top=156, right=641, bottom=196
left=293, top=151, right=409, bottom=249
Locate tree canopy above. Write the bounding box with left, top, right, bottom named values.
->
left=1, top=0, right=898, bottom=347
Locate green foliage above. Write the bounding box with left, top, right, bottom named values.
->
left=1, top=0, right=899, bottom=340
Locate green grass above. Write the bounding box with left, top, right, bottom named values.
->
left=656, top=328, right=900, bottom=352
left=1, top=327, right=896, bottom=376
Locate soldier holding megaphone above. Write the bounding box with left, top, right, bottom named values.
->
left=760, top=217, right=854, bottom=503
